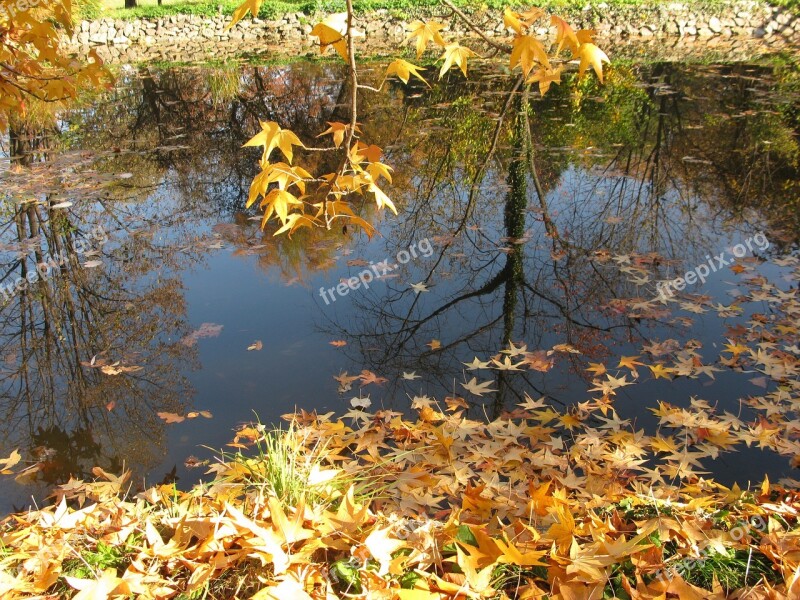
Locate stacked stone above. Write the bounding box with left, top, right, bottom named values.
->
left=65, top=1, right=800, bottom=63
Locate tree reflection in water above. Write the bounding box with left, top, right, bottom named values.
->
left=0, top=57, right=796, bottom=508
left=317, top=60, right=798, bottom=416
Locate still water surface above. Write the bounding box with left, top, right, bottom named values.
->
left=0, top=58, right=798, bottom=513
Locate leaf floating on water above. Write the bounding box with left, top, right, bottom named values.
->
left=346, top=258, right=369, bottom=267
left=187, top=410, right=213, bottom=419
left=157, top=412, right=185, bottom=424
left=445, top=395, right=469, bottom=411
left=329, top=340, right=347, bottom=347
left=549, top=343, right=581, bottom=355
left=0, top=449, right=21, bottom=474
left=410, top=282, right=429, bottom=293
left=184, top=456, right=208, bottom=469
left=461, top=377, right=497, bottom=396
left=49, top=201, right=73, bottom=209
left=247, top=340, right=263, bottom=351
left=682, top=156, right=713, bottom=164
left=427, top=339, right=441, bottom=350
left=105, top=400, right=116, bottom=412
left=334, top=372, right=360, bottom=393
left=402, top=371, right=419, bottom=380
left=181, top=323, right=224, bottom=346
left=359, top=370, right=388, bottom=386
left=116, top=172, right=134, bottom=179
left=100, top=363, right=143, bottom=375
left=83, top=260, right=103, bottom=268
left=350, top=396, right=371, bottom=409
left=463, top=357, right=491, bottom=370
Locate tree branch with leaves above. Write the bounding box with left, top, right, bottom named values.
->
left=0, top=0, right=110, bottom=130
left=228, top=1, right=609, bottom=238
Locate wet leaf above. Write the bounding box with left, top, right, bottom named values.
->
left=157, top=412, right=185, bottom=424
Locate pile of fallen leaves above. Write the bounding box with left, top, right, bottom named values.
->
left=2, top=403, right=800, bottom=599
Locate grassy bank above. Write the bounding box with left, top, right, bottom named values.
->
left=95, top=0, right=798, bottom=21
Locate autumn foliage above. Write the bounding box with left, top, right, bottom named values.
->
left=5, top=2, right=800, bottom=599
left=230, top=2, right=609, bottom=238
left=0, top=0, right=109, bottom=129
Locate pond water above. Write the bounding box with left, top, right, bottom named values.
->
left=0, top=57, right=798, bottom=514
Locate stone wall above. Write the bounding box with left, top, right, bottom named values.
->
left=65, top=1, right=799, bottom=63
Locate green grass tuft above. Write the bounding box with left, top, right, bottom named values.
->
left=667, top=548, right=781, bottom=591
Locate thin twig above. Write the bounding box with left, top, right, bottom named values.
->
left=440, top=0, right=511, bottom=53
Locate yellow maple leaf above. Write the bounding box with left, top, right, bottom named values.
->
left=406, top=20, right=447, bottom=59
left=366, top=181, right=397, bottom=215
left=527, top=66, right=563, bottom=95
left=367, top=161, right=393, bottom=184
left=385, top=59, right=429, bottom=86
left=260, top=188, right=303, bottom=226
left=228, top=0, right=263, bottom=29
left=0, top=448, right=21, bottom=474
left=314, top=198, right=375, bottom=236
left=439, top=43, right=478, bottom=79
left=510, top=35, right=550, bottom=77
left=455, top=545, right=495, bottom=594
left=365, top=525, right=406, bottom=575
left=65, top=568, right=128, bottom=600
left=551, top=14, right=579, bottom=55
left=247, top=162, right=311, bottom=208
left=547, top=504, right=576, bottom=554
left=503, top=8, right=525, bottom=34
left=267, top=496, right=313, bottom=545
left=577, top=43, right=610, bottom=83
left=504, top=7, right=546, bottom=33
left=317, top=121, right=352, bottom=148
left=495, top=535, right=548, bottom=567
left=244, top=121, right=304, bottom=164
left=310, top=15, right=349, bottom=62
left=648, top=363, right=675, bottom=380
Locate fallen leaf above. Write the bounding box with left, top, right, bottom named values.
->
left=181, top=323, right=224, bottom=346
left=157, top=412, right=185, bottom=424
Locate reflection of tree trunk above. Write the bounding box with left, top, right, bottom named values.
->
left=1, top=192, right=193, bottom=493
left=9, top=121, right=52, bottom=167
left=125, top=0, right=137, bottom=8
left=493, top=92, right=528, bottom=419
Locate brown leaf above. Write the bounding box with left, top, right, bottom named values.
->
left=157, top=412, right=185, bottom=424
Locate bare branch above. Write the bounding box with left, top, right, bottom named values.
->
left=440, top=0, right=511, bottom=53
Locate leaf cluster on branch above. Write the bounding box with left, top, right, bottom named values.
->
left=230, top=1, right=610, bottom=237
left=0, top=0, right=110, bottom=130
